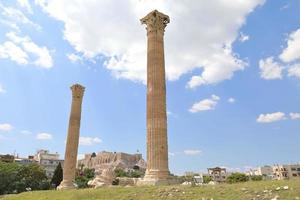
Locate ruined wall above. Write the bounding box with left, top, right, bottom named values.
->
left=78, top=151, right=146, bottom=171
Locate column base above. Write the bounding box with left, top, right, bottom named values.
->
left=137, top=169, right=179, bottom=186
left=57, top=180, right=77, bottom=190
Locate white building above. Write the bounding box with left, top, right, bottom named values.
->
left=14, top=155, right=37, bottom=165
left=273, top=164, right=300, bottom=180
left=208, top=167, right=227, bottom=183
left=34, top=150, right=64, bottom=178
left=247, top=164, right=300, bottom=180
left=247, top=165, right=274, bottom=180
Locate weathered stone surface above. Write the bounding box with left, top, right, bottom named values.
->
left=57, top=84, right=85, bottom=190
left=138, top=10, right=171, bottom=185
left=88, top=168, right=116, bottom=188
left=118, top=177, right=139, bottom=186
left=78, top=151, right=146, bottom=172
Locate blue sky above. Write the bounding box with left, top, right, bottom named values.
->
left=0, top=0, right=300, bottom=175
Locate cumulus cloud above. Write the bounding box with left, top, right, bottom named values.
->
left=259, top=57, right=284, bottom=80
left=0, top=2, right=40, bottom=30
left=0, top=32, right=53, bottom=68
left=0, top=41, right=29, bottom=64
left=189, top=95, right=220, bottom=113
left=228, top=97, right=236, bottom=103
left=184, top=149, right=202, bottom=156
left=79, top=136, right=102, bottom=146
left=256, top=112, right=286, bottom=123
left=290, top=113, right=300, bottom=120
left=17, top=0, right=33, bottom=14
left=35, top=0, right=264, bottom=86
left=0, top=123, right=14, bottom=132
left=36, top=132, right=52, bottom=140
left=288, top=63, right=300, bottom=78
left=279, top=29, right=300, bottom=63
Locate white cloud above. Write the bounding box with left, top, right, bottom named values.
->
left=36, top=132, right=52, bottom=140
left=79, top=136, right=102, bottom=146
left=259, top=57, right=284, bottom=80
left=0, top=84, right=6, bottom=94
left=17, top=0, right=33, bottom=14
left=256, top=112, right=286, bottom=123
left=0, top=41, right=29, bottom=65
left=288, top=63, right=300, bottom=78
left=239, top=32, right=250, bottom=42
left=0, top=32, right=53, bottom=68
left=67, top=53, right=82, bottom=63
left=184, top=149, right=202, bottom=156
left=290, top=113, right=300, bottom=120
left=280, top=29, right=300, bottom=63
left=0, top=123, right=13, bottom=132
left=36, top=0, right=264, bottom=86
left=0, top=3, right=40, bottom=30
left=189, top=94, right=220, bottom=113
left=0, top=19, right=20, bottom=31
left=228, top=97, right=235, bottom=103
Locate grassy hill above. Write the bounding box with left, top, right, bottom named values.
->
left=3, top=179, right=300, bottom=200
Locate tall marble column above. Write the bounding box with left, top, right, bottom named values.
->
left=139, top=10, right=171, bottom=185
left=58, top=84, right=85, bottom=190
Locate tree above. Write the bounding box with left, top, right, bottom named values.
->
left=226, top=173, right=249, bottom=184
left=51, top=162, right=63, bottom=187
left=250, top=175, right=263, bottom=181
left=91, top=152, right=96, bottom=158
left=15, top=163, right=49, bottom=192
left=0, top=162, right=19, bottom=194
left=0, top=162, right=49, bottom=194
left=75, top=168, right=95, bottom=188
left=203, top=175, right=212, bottom=184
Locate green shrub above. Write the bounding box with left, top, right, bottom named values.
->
left=75, top=168, right=95, bottom=188
left=0, top=162, right=49, bottom=194
left=203, top=175, right=212, bottom=184
left=114, top=168, right=144, bottom=178
left=250, top=175, right=263, bottom=181
left=226, top=173, right=249, bottom=184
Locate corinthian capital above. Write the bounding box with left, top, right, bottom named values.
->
left=140, top=10, right=170, bottom=35
left=71, top=84, right=85, bottom=98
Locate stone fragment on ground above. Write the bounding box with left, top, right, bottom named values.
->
left=271, top=195, right=280, bottom=200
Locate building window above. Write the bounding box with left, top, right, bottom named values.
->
left=292, top=174, right=297, bottom=177
left=291, top=168, right=296, bottom=171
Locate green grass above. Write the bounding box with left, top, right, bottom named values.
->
left=3, top=179, right=300, bottom=200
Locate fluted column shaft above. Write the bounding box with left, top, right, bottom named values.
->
left=58, top=84, right=85, bottom=189
left=141, top=10, right=170, bottom=180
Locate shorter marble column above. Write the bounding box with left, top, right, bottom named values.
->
left=58, top=84, right=85, bottom=190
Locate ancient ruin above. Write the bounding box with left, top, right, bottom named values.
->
left=77, top=151, right=146, bottom=172
left=79, top=151, right=146, bottom=187
left=58, top=84, right=85, bottom=190
left=138, top=10, right=171, bottom=185
left=88, top=167, right=116, bottom=188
